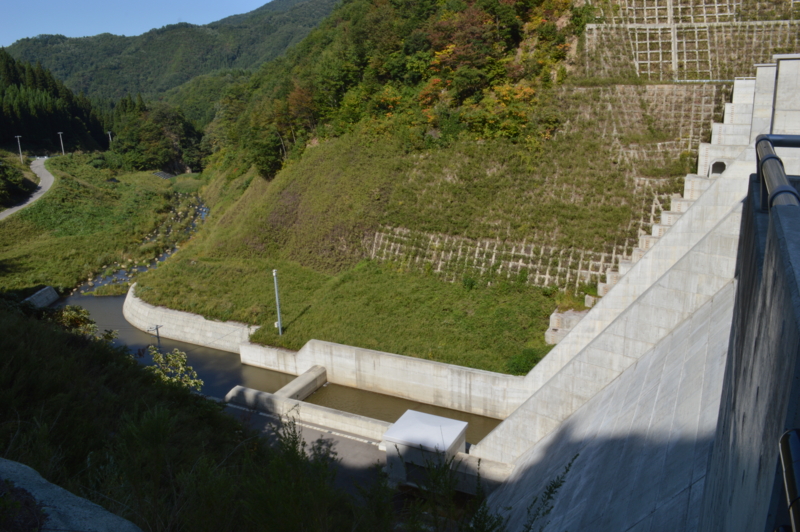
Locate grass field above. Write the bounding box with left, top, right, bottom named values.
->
left=0, top=150, right=38, bottom=212
left=0, top=154, right=204, bottom=297
left=136, top=256, right=560, bottom=374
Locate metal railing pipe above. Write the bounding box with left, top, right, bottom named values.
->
left=755, top=135, right=800, bottom=210
left=780, top=429, right=800, bottom=532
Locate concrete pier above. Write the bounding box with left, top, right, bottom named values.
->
left=274, top=365, right=327, bottom=401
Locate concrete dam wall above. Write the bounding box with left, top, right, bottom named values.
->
left=699, top=175, right=800, bottom=531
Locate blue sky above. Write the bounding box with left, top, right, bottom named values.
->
left=0, top=0, right=270, bottom=47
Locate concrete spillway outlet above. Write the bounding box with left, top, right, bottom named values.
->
left=274, top=365, right=327, bottom=401
left=383, top=410, right=468, bottom=486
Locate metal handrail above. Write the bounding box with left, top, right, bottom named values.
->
left=755, top=134, right=800, bottom=210
left=780, top=430, right=800, bottom=532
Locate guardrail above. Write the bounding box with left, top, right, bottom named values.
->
left=756, top=134, right=800, bottom=211
left=779, top=429, right=800, bottom=532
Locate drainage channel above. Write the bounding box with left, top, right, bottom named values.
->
left=61, top=293, right=501, bottom=444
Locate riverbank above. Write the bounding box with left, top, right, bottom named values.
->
left=0, top=153, right=205, bottom=298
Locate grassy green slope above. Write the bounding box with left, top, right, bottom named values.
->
left=5, top=0, right=339, bottom=101
left=0, top=154, right=203, bottom=296
left=83, top=0, right=762, bottom=374
left=137, top=132, right=629, bottom=373
left=132, top=0, right=708, bottom=374
left=0, top=151, right=37, bottom=211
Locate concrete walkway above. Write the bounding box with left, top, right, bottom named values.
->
left=0, top=159, right=55, bottom=221
left=223, top=403, right=386, bottom=496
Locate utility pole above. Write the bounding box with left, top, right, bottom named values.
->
left=273, top=269, right=283, bottom=336
left=107, top=131, right=112, bottom=147
left=14, top=136, right=22, bottom=164
left=57, top=132, right=65, bottom=155
left=148, top=325, right=163, bottom=349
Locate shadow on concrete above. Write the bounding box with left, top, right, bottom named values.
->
left=487, top=420, right=718, bottom=532
left=226, top=406, right=386, bottom=499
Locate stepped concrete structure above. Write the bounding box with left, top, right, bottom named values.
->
left=480, top=53, right=800, bottom=530
left=123, top=54, right=800, bottom=530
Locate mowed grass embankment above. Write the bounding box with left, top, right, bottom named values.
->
left=136, top=132, right=640, bottom=374
left=0, top=153, right=204, bottom=296
left=136, top=256, right=559, bottom=374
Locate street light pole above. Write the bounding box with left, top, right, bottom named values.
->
left=57, top=132, right=65, bottom=155
left=14, top=136, right=22, bottom=164
left=273, top=269, right=283, bottom=336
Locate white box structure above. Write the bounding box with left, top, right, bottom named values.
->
left=383, top=410, right=468, bottom=484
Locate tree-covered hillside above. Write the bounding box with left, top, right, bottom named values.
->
left=1, top=48, right=203, bottom=172
left=5, top=0, right=339, bottom=101
left=0, top=49, right=104, bottom=151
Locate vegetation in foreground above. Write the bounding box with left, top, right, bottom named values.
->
left=0, top=151, right=37, bottom=212
left=0, top=154, right=204, bottom=297
left=0, top=298, right=359, bottom=531
left=0, top=299, right=574, bottom=531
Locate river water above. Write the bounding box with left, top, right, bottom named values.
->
left=61, top=293, right=501, bottom=443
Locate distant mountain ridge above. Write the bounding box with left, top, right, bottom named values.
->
left=4, top=0, right=339, bottom=101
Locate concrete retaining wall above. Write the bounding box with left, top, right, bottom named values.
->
left=224, top=385, right=392, bottom=442
left=472, top=206, right=742, bottom=464
left=241, top=341, right=529, bottom=420
left=23, top=286, right=59, bottom=308
left=123, top=285, right=258, bottom=353
left=123, top=285, right=528, bottom=420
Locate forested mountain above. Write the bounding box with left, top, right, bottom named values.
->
left=207, top=0, right=594, bottom=181
left=106, top=95, right=205, bottom=173
left=160, top=70, right=251, bottom=127
left=0, top=49, right=104, bottom=150
left=1, top=48, right=203, bottom=172
left=4, top=0, right=339, bottom=101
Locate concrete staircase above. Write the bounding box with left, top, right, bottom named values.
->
left=473, top=55, right=800, bottom=466
left=596, top=77, right=758, bottom=298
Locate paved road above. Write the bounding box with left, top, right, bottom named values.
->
left=0, top=159, right=55, bottom=221
left=224, top=404, right=385, bottom=497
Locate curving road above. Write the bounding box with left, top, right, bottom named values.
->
left=0, top=159, right=55, bottom=221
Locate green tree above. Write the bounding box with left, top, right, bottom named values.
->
left=144, top=345, right=204, bottom=392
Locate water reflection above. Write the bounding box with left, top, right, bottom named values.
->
left=306, top=384, right=500, bottom=444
